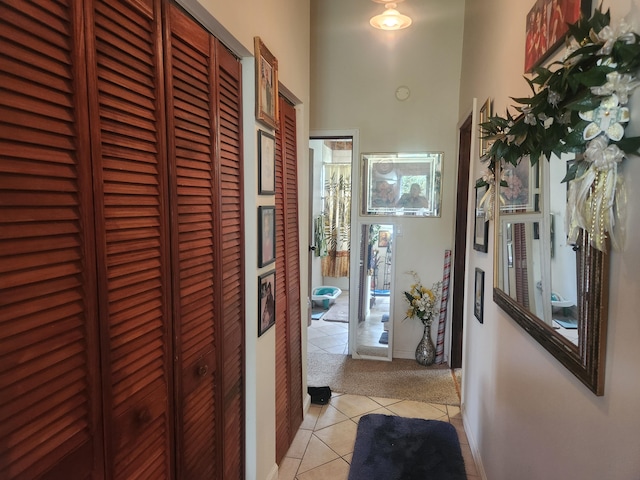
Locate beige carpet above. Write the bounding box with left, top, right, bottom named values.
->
left=307, top=352, right=460, bottom=406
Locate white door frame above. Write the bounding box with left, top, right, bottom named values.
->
left=309, top=129, right=359, bottom=355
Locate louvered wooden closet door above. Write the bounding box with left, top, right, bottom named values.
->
left=274, top=96, right=303, bottom=463
left=215, top=39, right=245, bottom=480
left=0, top=2, right=105, bottom=478
left=85, top=0, right=174, bottom=477
left=165, top=5, right=218, bottom=478
left=165, top=5, right=240, bottom=478
left=166, top=5, right=244, bottom=478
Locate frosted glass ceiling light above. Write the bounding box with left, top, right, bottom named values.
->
left=370, top=1, right=412, bottom=31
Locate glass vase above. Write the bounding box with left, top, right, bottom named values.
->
left=415, top=323, right=436, bottom=366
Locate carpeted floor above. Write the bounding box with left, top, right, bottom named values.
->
left=307, top=352, right=460, bottom=405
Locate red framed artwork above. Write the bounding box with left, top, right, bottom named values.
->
left=524, top=0, right=591, bottom=73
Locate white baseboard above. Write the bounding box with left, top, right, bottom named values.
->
left=265, top=463, right=279, bottom=480
left=461, top=402, right=488, bottom=480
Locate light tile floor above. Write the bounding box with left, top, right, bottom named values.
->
left=308, top=294, right=390, bottom=356
left=278, top=392, right=480, bottom=480
left=307, top=317, right=349, bottom=354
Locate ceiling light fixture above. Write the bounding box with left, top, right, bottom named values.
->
left=370, top=1, right=412, bottom=31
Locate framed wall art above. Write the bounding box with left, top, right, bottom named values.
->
left=500, top=159, right=536, bottom=213
left=258, top=270, right=276, bottom=336
left=474, top=182, right=489, bottom=253
left=474, top=268, right=485, bottom=324
left=258, top=130, right=275, bottom=194
left=254, top=36, right=279, bottom=129
left=478, top=98, right=492, bottom=159
left=361, top=152, right=443, bottom=217
left=378, top=230, right=390, bottom=248
left=524, top=0, right=591, bottom=72
left=258, top=206, right=275, bottom=267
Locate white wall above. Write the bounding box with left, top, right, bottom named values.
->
left=310, top=0, right=466, bottom=359
left=176, top=2, right=310, bottom=479
left=459, top=1, right=640, bottom=478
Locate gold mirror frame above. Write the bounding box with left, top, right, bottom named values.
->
left=493, top=174, right=610, bottom=396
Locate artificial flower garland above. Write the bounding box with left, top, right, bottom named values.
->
left=478, top=8, right=640, bottom=251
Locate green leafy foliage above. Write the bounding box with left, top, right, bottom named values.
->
left=480, top=7, right=640, bottom=182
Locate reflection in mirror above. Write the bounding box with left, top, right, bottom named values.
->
left=361, top=153, right=442, bottom=217
left=494, top=155, right=609, bottom=395
left=498, top=220, right=545, bottom=321
left=549, top=157, right=578, bottom=345
left=355, top=224, right=394, bottom=359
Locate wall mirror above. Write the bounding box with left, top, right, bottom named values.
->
left=361, top=152, right=442, bottom=217
left=353, top=223, right=394, bottom=360
left=493, top=154, right=609, bottom=395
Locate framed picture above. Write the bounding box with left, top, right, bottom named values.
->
left=258, top=130, right=275, bottom=194
left=524, top=0, right=591, bottom=72
left=500, top=160, right=535, bottom=212
left=378, top=230, right=390, bottom=248
left=478, top=98, right=492, bottom=159
left=473, top=183, right=489, bottom=253
left=258, top=206, right=275, bottom=267
left=258, top=270, right=276, bottom=336
left=254, top=37, right=279, bottom=129
left=361, top=152, right=443, bottom=217
left=474, top=268, right=485, bottom=324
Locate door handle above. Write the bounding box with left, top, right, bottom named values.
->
left=309, top=245, right=316, bottom=252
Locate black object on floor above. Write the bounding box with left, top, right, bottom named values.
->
left=307, top=386, right=332, bottom=404
left=381, top=313, right=389, bottom=323
left=378, top=331, right=388, bottom=344
left=348, top=414, right=466, bottom=480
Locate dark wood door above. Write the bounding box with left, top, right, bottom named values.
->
left=163, top=5, right=246, bottom=479
left=451, top=114, right=473, bottom=368
left=274, top=96, right=303, bottom=463
left=1, top=1, right=245, bottom=478
left=0, top=2, right=105, bottom=478
left=212, top=34, right=245, bottom=480
left=165, top=5, right=220, bottom=478
left=85, top=0, right=174, bottom=477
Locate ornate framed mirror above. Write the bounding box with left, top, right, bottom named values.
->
left=479, top=8, right=640, bottom=397
left=360, top=152, right=442, bottom=217
left=493, top=155, right=609, bottom=395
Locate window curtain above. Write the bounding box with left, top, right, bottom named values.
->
left=321, top=165, right=351, bottom=277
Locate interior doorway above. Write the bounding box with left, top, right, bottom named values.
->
left=451, top=113, right=473, bottom=367
left=308, top=137, right=353, bottom=356
left=307, top=135, right=395, bottom=362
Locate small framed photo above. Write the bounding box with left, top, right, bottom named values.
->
left=258, top=270, right=276, bottom=336
left=258, top=130, right=275, bottom=194
left=474, top=268, right=485, bottom=324
left=474, top=182, right=489, bottom=253
left=378, top=230, right=390, bottom=248
left=258, top=206, right=275, bottom=267
left=254, top=36, right=279, bottom=129
left=500, top=160, right=535, bottom=213
left=478, top=98, right=492, bottom=159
